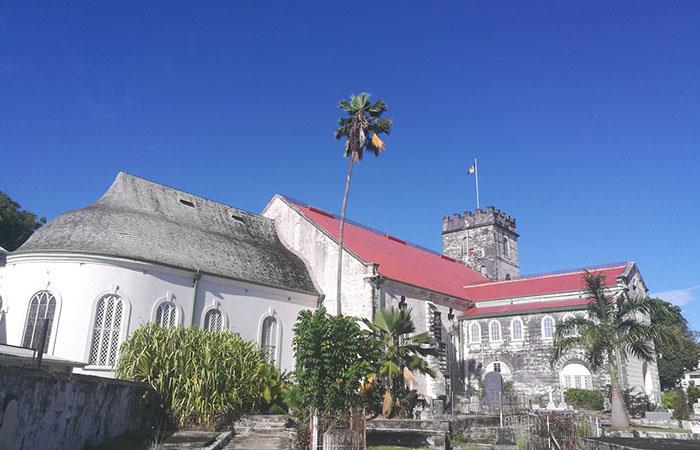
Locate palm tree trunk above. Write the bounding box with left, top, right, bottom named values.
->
left=336, top=157, right=354, bottom=316
left=609, top=361, right=630, bottom=428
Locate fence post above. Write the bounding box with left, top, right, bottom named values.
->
left=311, top=408, right=319, bottom=450
left=33, top=318, right=50, bottom=369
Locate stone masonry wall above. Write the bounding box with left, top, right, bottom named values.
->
left=442, top=207, right=520, bottom=281
left=0, top=366, right=157, bottom=450
left=462, top=310, right=611, bottom=406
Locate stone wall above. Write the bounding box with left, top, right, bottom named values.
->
left=442, top=207, right=520, bottom=281
left=0, top=366, right=157, bottom=450
left=462, top=310, right=611, bottom=405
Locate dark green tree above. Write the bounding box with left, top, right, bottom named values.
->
left=648, top=297, right=700, bottom=390
left=333, top=93, right=392, bottom=315
left=552, top=272, right=668, bottom=427
left=293, top=306, right=380, bottom=426
left=0, top=192, right=46, bottom=251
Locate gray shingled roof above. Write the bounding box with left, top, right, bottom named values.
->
left=15, top=173, right=318, bottom=295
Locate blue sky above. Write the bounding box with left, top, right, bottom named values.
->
left=2, top=2, right=699, bottom=326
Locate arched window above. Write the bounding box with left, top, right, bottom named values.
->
left=469, top=322, right=481, bottom=343
left=503, top=236, right=510, bottom=257
left=261, top=316, right=278, bottom=366
left=489, top=320, right=502, bottom=342
left=22, top=291, right=57, bottom=352
left=155, top=302, right=178, bottom=328
left=511, top=318, right=523, bottom=341
left=542, top=316, right=555, bottom=340
left=204, top=309, right=223, bottom=333
left=562, top=314, right=578, bottom=337
left=88, top=294, right=126, bottom=367
left=560, top=362, right=592, bottom=389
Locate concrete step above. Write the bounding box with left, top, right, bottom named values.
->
left=224, top=430, right=291, bottom=450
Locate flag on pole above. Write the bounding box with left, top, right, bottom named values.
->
left=468, top=164, right=476, bottom=175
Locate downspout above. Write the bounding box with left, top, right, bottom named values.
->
left=190, top=269, right=201, bottom=327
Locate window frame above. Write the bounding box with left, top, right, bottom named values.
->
left=151, top=294, right=182, bottom=328
left=469, top=321, right=482, bottom=344
left=84, top=290, right=131, bottom=370
left=541, top=315, right=556, bottom=340
left=258, top=309, right=282, bottom=367
left=510, top=317, right=524, bottom=341
left=200, top=300, right=228, bottom=332
left=488, top=320, right=502, bottom=343
left=22, top=290, right=61, bottom=354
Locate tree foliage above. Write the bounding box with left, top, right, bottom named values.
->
left=0, top=191, right=46, bottom=251
left=293, top=306, right=380, bottom=425
left=551, top=272, right=669, bottom=427
left=117, top=323, right=279, bottom=429
left=648, top=297, right=700, bottom=390
left=361, top=307, right=437, bottom=417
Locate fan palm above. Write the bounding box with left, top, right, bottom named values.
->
left=334, top=92, right=392, bottom=315
left=362, top=307, right=437, bottom=417
left=551, top=272, right=666, bottom=427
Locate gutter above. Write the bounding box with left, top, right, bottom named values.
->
left=191, top=269, right=201, bottom=327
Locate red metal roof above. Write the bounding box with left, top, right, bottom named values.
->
left=461, top=265, right=627, bottom=302
left=463, top=298, right=590, bottom=318
left=286, top=199, right=488, bottom=302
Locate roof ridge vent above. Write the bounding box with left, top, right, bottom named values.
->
left=179, top=197, right=195, bottom=207
left=385, top=234, right=406, bottom=244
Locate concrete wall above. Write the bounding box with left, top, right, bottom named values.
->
left=263, top=196, right=375, bottom=319
left=0, top=253, right=316, bottom=376
left=0, top=366, right=157, bottom=450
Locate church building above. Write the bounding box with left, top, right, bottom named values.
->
left=0, top=172, right=660, bottom=407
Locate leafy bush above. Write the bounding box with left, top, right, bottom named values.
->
left=564, top=388, right=604, bottom=411
left=622, top=388, right=652, bottom=418
left=687, top=382, right=700, bottom=409
left=117, top=323, right=278, bottom=429
left=661, top=390, right=676, bottom=410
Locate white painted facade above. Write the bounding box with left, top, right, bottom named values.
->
left=0, top=252, right=316, bottom=376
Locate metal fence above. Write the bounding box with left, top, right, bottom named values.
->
left=504, top=412, right=601, bottom=450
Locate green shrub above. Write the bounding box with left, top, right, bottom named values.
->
left=661, top=390, right=676, bottom=410
left=564, top=388, right=604, bottom=411
left=117, top=323, right=278, bottom=429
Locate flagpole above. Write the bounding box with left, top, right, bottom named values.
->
left=474, top=157, right=480, bottom=209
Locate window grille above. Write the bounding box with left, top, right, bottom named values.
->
left=204, top=309, right=223, bottom=332
left=261, top=316, right=278, bottom=365
left=155, top=302, right=178, bottom=328
left=511, top=318, right=523, bottom=340
left=22, top=291, right=57, bottom=352
left=88, top=294, right=124, bottom=366
left=494, top=362, right=502, bottom=373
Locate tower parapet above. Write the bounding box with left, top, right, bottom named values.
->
left=442, top=206, right=520, bottom=280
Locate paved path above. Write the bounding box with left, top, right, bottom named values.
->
left=224, top=430, right=290, bottom=449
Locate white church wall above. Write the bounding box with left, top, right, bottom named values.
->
left=263, top=196, right=374, bottom=319
left=2, top=253, right=315, bottom=377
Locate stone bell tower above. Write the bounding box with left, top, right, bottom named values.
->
left=442, top=206, right=520, bottom=280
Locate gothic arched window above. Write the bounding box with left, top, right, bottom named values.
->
left=204, top=309, right=223, bottom=333
left=88, top=294, right=126, bottom=367
left=155, top=302, right=178, bottom=328
left=261, top=316, right=278, bottom=366
left=489, top=320, right=502, bottom=342
left=469, top=322, right=481, bottom=343
left=22, top=291, right=57, bottom=352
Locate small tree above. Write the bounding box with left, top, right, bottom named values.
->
left=333, top=93, right=392, bottom=315
left=293, top=306, right=380, bottom=427
left=552, top=272, right=667, bottom=427
left=0, top=191, right=46, bottom=251
left=361, top=307, right=437, bottom=417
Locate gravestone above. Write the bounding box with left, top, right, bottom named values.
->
left=492, top=427, right=517, bottom=450
left=484, top=372, right=503, bottom=412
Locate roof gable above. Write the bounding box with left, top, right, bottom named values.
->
left=281, top=196, right=487, bottom=301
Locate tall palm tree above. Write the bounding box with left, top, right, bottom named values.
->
left=551, top=272, right=665, bottom=427
left=362, top=307, right=437, bottom=417
left=334, top=93, right=392, bottom=315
